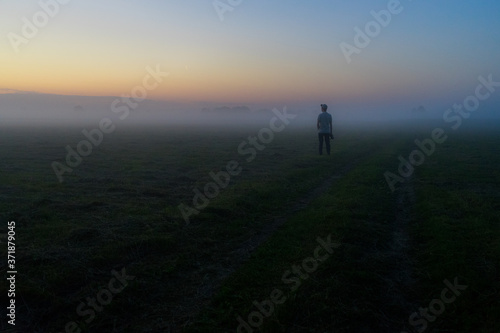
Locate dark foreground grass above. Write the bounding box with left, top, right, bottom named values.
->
left=1, top=120, right=499, bottom=332
left=186, top=131, right=413, bottom=332
left=0, top=122, right=384, bottom=332
left=410, top=127, right=500, bottom=332
left=186, top=121, right=500, bottom=333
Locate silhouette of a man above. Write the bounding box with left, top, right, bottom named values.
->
left=317, top=104, right=333, bottom=155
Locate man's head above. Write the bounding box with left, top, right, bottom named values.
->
left=321, top=104, right=328, bottom=112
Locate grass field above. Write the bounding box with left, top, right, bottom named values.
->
left=1, top=118, right=499, bottom=333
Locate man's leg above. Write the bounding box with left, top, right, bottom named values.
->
left=326, top=135, right=331, bottom=155
left=318, top=133, right=323, bottom=155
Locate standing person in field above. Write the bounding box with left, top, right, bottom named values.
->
left=317, top=104, right=333, bottom=155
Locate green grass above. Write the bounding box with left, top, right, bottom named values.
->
left=186, top=130, right=411, bottom=332
left=410, top=128, right=500, bottom=332
left=0, top=121, right=499, bottom=332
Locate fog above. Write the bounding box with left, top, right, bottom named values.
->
left=1, top=92, right=499, bottom=131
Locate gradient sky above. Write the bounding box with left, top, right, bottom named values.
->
left=1, top=0, right=500, bottom=109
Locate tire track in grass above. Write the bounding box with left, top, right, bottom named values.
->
left=383, top=174, right=419, bottom=332
left=334, top=149, right=418, bottom=332
left=275, top=140, right=420, bottom=333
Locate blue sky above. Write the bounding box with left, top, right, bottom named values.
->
left=1, top=0, right=500, bottom=118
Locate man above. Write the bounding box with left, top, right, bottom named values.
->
left=317, top=104, right=333, bottom=155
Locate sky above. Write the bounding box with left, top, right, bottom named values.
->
left=1, top=0, right=500, bottom=121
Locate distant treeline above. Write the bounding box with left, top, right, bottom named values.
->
left=202, top=106, right=272, bottom=114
